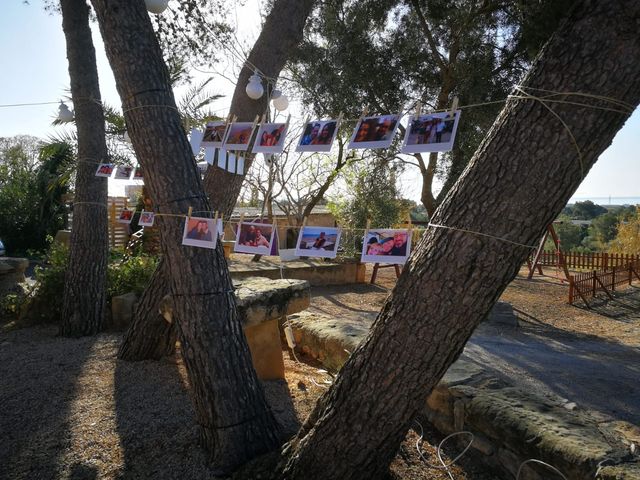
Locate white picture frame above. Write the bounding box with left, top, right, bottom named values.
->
left=401, top=110, right=461, bottom=153
left=360, top=228, right=412, bottom=265
left=221, top=122, right=256, bottom=151
left=234, top=221, right=275, bottom=256
left=253, top=122, right=289, bottom=154
left=182, top=216, right=218, bottom=250
left=138, top=210, right=155, bottom=227
left=95, top=163, right=114, bottom=177
left=347, top=114, right=400, bottom=150
left=296, top=119, right=340, bottom=153
left=294, top=226, right=342, bottom=259
left=200, top=121, right=227, bottom=148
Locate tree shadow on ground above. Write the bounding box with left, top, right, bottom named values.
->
left=0, top=326, right=97, bottom=480
left=114, top=347, right=298, bottom=479
left=465, top=320, right=640, bottom=424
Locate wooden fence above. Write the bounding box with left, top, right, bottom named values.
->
left=569, top=260, right=640, bottom=305
left=108, top=197, right=132, bottom=249
left=533, top=250, right=639, bottom=270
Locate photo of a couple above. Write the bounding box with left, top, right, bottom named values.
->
left=348, top=114, right=400, bottom=150
left=234, top=221, right=275, bottom=255
left=253, top=122, right=288, bottom=154
left=361, top=229, right=412, bottom=265
left=296, top=119, right=339, bottom=152
left=182, top=217, right=218, bottom=250
left=402, top=110, right=461, bottom=153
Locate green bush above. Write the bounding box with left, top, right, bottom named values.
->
left=107, top=254, right=159, bottom=299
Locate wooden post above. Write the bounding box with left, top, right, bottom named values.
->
left=109, top=199, right=116, bottom=248
left=568, top=275, right=574, bottom=304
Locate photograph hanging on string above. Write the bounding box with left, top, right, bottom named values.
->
left=234, top=221, right=275, bottom=256
left=360, top=228, right=412, bottom=265
left=295, top=226, right=341, bottom=259
left=132, top=167, right=144, bottom=180
left=138, top=210, right=155, bottom=227
left=222, top=122, right=256, bottom=151
left=347, top=114, right=400, bottom=150
left=253, top=122, right=289, bottom=154
left=201, top=121, right=227, bottom=147
left=95, top=163, right=114, bottom=177
left=401, top=110, right=461, bottom=153
left=117, top=209, right=134, bottom=224
left=182, top=216, right=218, bottom=249
left=296, top=119, right=340, bottom=152
left=113, top=165, right=134, bottom=180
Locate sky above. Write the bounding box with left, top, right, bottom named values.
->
left=0, top=1, right=638, bottom=204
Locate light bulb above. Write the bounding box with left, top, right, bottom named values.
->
left=272, top=94, right=289, bottom=111
left=57, top=102, right=74, bottom=122
left=145, top=0, right=169, bottom=14
left=246, top=73, right=264, bottom=100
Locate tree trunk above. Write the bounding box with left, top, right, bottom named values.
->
left=279, top=1, right=640, bottom=478
left=89, top=0, right=281, bottom=472
left=59, top=0, right=109, bottom=337
left=120, top=0, right=315, bottom=361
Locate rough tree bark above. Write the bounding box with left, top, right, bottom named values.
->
left=89, top=0, right=281, bottom=472
left=279, top=1, right=640, bottom=478
left=119, top=0, right=315, bottom=361
left=59, top=0, right=109, bottom=337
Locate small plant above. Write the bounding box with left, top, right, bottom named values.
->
left=107, top=254, right=159, bottom=299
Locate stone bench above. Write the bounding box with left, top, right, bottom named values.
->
left=157, top=277, right=310, bottom=381
left=284, top=306, right=640, bottom=479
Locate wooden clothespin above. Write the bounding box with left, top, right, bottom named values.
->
left=239, top=212, right=245, bottom=225
left=260, top=113, right=267, bottom=124
left=252, top=114, right=260, bottom=128
left=302, top=217, right=308, bottom=228
left=448, top=96, right=459, bottom=119
left=415, top=101, right=422, bottom=117
left=335, top=112, right=344, bottom=129
left=124, top=197, right=128, bottom=209
left=365, top=219, right=371, bottom=232
left=284, top=113, right=291, bottom=128
left=361, top=106, right=369, bottom=119
left=187, top=206, right=193, bottom=220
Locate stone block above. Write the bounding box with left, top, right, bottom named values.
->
left=244, top=319, right=285, bottom=380
left=0, top=257, right=29, bottom=293
left=111, top=292, right=138, bottom=330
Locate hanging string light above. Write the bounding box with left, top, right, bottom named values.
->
left=145, top=0, right=169, bottom=14
left=246, top=72, right=264, bottom=100
left=272, top=89, right=289, bottom=111
left=57, top=101, right=74, bottom=122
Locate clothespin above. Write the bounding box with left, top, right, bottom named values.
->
left=124, top=198, right=128, bottom=209
left=213, top=210, right=219, bottom=230
left=187, top=206, right=193, bottom=220
left=415, top=101, right=422, bottom=117
left=407, top=213, right=413, bottom=231
left=365, top=219, right=371, bottom=232
left=239, top=212, right=245, bottom=225
left=335, top=112, right=344, bottom=130
left=302, top=217, right=308, bottom=228
left=260, top=113, right=267, bottom=124
left=361, top=106, right=369, bottom=119
left=448, top=96, right=459, bottom=119
left=284, top=113, right=291, bottom=128
left=252, top=114, right=260, bottom=128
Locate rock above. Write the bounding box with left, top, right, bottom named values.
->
left=111, top=292, right=138, bottom=330
left=0, top=257, right=29, bottom=293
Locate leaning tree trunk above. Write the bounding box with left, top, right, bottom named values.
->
left=118, top=0, right=315, bottom=361
left=59, top=0, right=109, bottom=337
left=279, top=1, right=640, bottom=478
left=90, top=0, right=282, bottom=473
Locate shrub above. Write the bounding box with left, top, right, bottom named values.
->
left=107, top=253, right=159, bottom=299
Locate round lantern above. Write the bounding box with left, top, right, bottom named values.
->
left=246, top=73, right=264, bottom=100
left=145, top=0, right=169, bottom=14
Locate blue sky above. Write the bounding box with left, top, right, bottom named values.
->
left=1, top=2, right=637, bottom=203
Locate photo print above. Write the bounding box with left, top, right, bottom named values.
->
left=295, top=226, right=341, bottom=259
left=234, top=221, right=275, bottom=256
left=296, top=119, right=340, bottom=153
left=201, top=121, right=227, bottom=147
left=113, top=165, right=134, bottom=180
left=222, top=122, right=256, bottom=151
left=253, top=122, right=289, bottom=154
left=138, top=210, right=155, bottom=227
left=347, top=114, right=400, bottom=150
left=95, top=163, right=114, bottom=177
left=117, top=209, right=134, bottom=224
left=401, top=110, right=461, bottom=153
left=132, top=167, right=144, bottom=180
left=182, top=216, right=218, bottom=250
left=360, top=228, right=412, bottom=265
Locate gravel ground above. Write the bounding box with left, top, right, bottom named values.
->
left=1, top=264, right=637, bottom=479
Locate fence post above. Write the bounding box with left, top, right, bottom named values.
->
left=569, top=276, right=574, bottom=304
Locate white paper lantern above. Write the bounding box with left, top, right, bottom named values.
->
left=145, top=0, right=169, bottom=14
left=272, top=94, right=289, bottom=111
left=246, top=73, right=264, bottom=100
left=57, top=102, right=74, bottom=122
